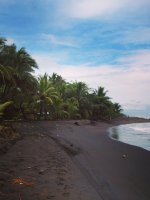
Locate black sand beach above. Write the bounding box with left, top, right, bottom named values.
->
left=0, top=119, right=150, bottom=200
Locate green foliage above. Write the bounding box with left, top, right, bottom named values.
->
left=0, top=36, right=38, bottom=120
left=0, top=36, right=123, bottom=121
left=36, top=74, right=59, bottom=119
left=0, top=101, right=13, bottom=120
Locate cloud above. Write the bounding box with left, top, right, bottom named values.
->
left=32, top=54, right=61, bottom=76
left=118, top=49, right=150, bottom=66
left=42, top=34, right=78, bottom=47
left=60, top=0, right=150, bottom=19
left=64, top=0, right=125, bottom=19
left=6, top=37, right=16, bottom=45
left=33, top=49, right=150, bottom=112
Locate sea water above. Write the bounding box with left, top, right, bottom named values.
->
left=109, top=123, right=150, bottom=151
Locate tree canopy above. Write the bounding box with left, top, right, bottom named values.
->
left=0, top=36, right=123, bottom=121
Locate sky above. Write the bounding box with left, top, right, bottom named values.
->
left=0, top=0, right=150, bottom=117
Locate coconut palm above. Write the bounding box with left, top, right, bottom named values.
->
left=0, top=64, right=16, bottom=106
left=37, top=74, right=58, bottom=119
left=0, top=44, right=37, bottom=71
left=0, top=40, right=38, bottom=119
left=49, top=73, right=67, bottom=98
left=65, top=82, right=90, bottom=118
left=0, top=37, right=6, bottom=51
left=50, top=98, right=69, bottom=120
left=94, top=86, right=110, bottom=99
left=0, top=44, right=38, bottom=89
left=91, top=86, right=112, bottom=120
left=64, top=97, right=79, bottom=119
left=0, top=36, right=124, bottom=121
left=0, top=64, right=14, bottom=89
left=113, top=103, right=122, bottom=113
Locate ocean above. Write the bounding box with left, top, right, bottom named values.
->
left=109, top=123, right=150, bottom=151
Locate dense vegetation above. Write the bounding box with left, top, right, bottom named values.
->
left=0, top=37, right=123, bottom=121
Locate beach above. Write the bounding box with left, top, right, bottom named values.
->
left=0, top=118, right=150, bottom=200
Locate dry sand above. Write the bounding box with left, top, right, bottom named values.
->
left=0, top=118, right=150, bottom=200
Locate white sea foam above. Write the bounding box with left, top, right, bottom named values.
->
left=129, top=127, right=150, bottom=133
left=109, top=123, right=150, bottom=151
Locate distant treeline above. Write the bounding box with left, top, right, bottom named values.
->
left=0, top=36, right=123, bottom=121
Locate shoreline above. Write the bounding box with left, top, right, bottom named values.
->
left=51, top=119, right=150, bottom=200
left=0, top=118, right=150, bottom=199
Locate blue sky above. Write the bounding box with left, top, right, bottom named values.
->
left=0, top=0, right=150, bottom=117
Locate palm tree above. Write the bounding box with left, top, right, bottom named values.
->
left=37, top=74, right=58, bottom=119
left=50, top=73, right=65, bottom=84
left=91, top=86, right=111, bottom=120
left=0, top=37, right=6, bottom=51
left=0, top=44, right=38, bottom=89
left=0, top=36, right=123, bottom=121
left=0, top=40, right=38, bottom=119
left=0, top=64, right=16, bottom=106
left=113, top=103, right=123, bottom=115
left=0, top=64, right=14, bottom=88
left=0, top=44, right=37, bottom=71
left=67, top=82, right=90, bottom=118
left=94, top=86, right=109, bottom=98
left=49, top=73, right=67, bottom=98
left=64, top=97, right=79, bottom=119
left=50, top=98, right=69, bottom=120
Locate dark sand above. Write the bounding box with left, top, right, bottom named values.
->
left=0, top=118, right=150, bottom=200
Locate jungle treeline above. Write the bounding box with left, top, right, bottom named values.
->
left=0, top=37, right=123, bottom=121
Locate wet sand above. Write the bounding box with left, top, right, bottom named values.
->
left=0, top=118, right=150, bottom=200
